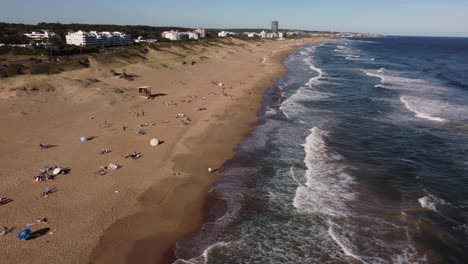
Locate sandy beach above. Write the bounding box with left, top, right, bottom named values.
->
left=0, top=37, right=328, bottom=264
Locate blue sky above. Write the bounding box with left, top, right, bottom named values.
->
left=1, top=0, right=468, bottom=37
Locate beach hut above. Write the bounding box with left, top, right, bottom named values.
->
left=138, top=86, right=152, bottom=98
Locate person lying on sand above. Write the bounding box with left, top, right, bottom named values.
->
left=34, top=175, right=47, bottom=182
left=0, top=225, right=12, bottom=236
left=42, top=187, right=50, bottom=197
left=135, top=130, right=145, bottom=135
left=95, top=168, right=107, bottom=176
left=138, top=123, right=155, bottom=127
left=124, top=152, right=142, bottom=159
left=99, top=149, right=111, bottom=155
left=35, top=218, right=48, bottom=223
left=39, top=143, right=50, bottom=149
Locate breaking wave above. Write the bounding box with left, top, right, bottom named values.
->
left=400, top=96, right=447, bottom=122
left=293, top=127, right=355, bottom=216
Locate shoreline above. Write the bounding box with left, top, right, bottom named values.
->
left=90, top=45, right=304, bottom=264
left=0, top=37, right=328, bottom=264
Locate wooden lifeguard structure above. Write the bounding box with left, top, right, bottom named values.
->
left=138, top=86, right=152, bottom=98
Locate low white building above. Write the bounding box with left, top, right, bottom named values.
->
left=266, top=33, right=279, bottom=39
left=24, top=30, right=56, bottom=40
left=218, top=31, right=236, bottom=37
left=66, top=30, right=132, bottom=47
left=259, top=31, right=267, bottom=38
left=218, top=31, right=228, bottom=37
left=195, top=29, right=207, bottom=38
left=161, top=31, right=190, bottom=41
left=188, top=32, right=199, bottom=40
left=162, top=30, right=202, bottom=41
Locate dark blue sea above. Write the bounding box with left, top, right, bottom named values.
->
left=175, top=37, right=468, bottom=264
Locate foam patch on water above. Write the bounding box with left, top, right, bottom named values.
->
left=264, top=106, right=277, bottom=116
left=345, top=55, right=368, bottom=61
left=419, top=193, right=448, bottom=212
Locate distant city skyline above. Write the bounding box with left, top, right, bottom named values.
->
left=1, top=0, right=468, bottom=37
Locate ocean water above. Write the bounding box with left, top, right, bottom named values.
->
left=174, top=37, right=468, bottom=264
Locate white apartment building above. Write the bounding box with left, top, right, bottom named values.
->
left=65, top=30, right=132, bottom=47
left=24, top=30, right=56, bottom=40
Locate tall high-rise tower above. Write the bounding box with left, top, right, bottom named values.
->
left=271, top=21, right=279, bottom=33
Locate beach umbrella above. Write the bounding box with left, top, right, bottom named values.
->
left=80, top=136, right=88, bottom=142
left=52, top=167, right=62, bottom=175
left=17, top=225, right=32, bottom=241
left=150, top=138, right=160, bottom=146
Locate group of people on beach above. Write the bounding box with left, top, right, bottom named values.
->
left=34, top=165, right=67, bottom=183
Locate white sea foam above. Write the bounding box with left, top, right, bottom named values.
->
left=328, top=220, right=366, bottom=263
left=289, top=166, right=305, bottom=187
left=279, top=88, right=331, bottom=119
left=363, top=69, right=385, bottom=84
left=345, top=55, right=367, bottom=61
left=203, top=242, right=230, bottom=261
left=419, top=193, right=448, bottom=212
left=293, top=127, right=355, bottom=216
left=265, top=106, right=277, bottom=116
left=279, top=54, right=329, bottom=120
left=303, top=57, right=324, bottom=87
left=400, top=96, right=447, bottom=122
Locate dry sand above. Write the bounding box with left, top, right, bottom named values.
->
left=0, top=37, right=329, bottom=264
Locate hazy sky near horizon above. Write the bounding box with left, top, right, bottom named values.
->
left=1, top=0, right=468, bottom=37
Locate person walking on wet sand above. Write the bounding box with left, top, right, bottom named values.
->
left=123, top=126, right=126, bottom=132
